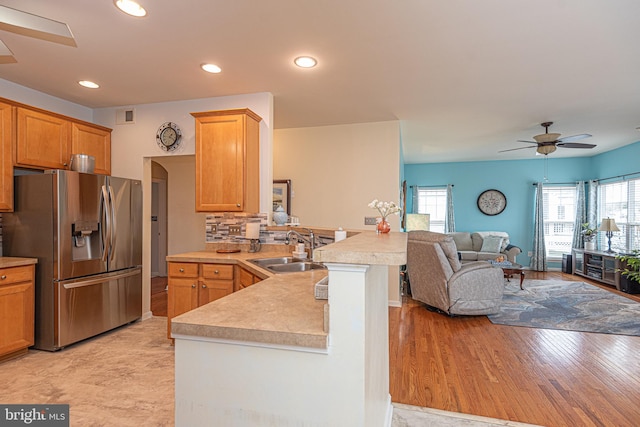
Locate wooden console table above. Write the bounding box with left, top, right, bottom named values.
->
left=572, top=249, right=621, bottom=289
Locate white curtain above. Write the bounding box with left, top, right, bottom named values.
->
left=530, top=183, right=547, bottom=271
left=445, top=184, right=455, bottom=233
left=572, top=181, right=586, bottom=249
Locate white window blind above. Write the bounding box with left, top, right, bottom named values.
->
left=599, top=178, right=640, bottom=252
left=415, top=187, right=447, bottom=233
left=542, top=186, right=576, bottom=258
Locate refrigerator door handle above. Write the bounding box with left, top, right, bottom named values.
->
left=101, top=185, right=112, bottom=261
left=108, top=185, right=117, bottom=261
left=61, top=268, right=141, bottom=289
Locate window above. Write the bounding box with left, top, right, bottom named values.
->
left=598, top=178, right=640, bottom=252
left=414, top=187, right=447, bottom=233
left=542, top=186, right=576, bottom=259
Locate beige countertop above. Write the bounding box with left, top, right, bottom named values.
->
left=313, top=230, right=407, bottom=265
left=0, top=257, right=38, bottom=268
left=169, top=230, right=407, bottom=350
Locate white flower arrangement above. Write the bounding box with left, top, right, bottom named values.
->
left=368, top=199, right=401, bottom=220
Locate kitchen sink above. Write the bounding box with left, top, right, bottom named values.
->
left=248, top=256, right=326, bottom=274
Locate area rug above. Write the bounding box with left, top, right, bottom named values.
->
left=487, top=279, right=640, bottom=336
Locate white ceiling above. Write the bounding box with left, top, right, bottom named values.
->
left=1, top=0, right=640, bottom=163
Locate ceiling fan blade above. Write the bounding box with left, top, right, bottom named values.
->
left=516, top=140, right=539, bottom=144
left=556, top=142, right=597, bottom=149
left=557, top=133, right=592, bottom=143
left=499, top=146, right=536, bottom=153
left=0, top=5, right=76, bottom=47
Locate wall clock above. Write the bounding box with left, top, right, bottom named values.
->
left=156, top=122, right=182, bottom=152
left=477, top=189, right=507, bottom=216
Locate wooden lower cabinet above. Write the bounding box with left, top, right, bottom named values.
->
left=167, top=262, right=233, bottom=339
left=235, top=265, right=262, bottom=291
left=0, top=264, right=35, bottom=361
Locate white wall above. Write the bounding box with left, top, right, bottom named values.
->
left=274, top=121, right=401, bottom=230
left=152, top=155, right=207, bottom=255
left=0, top=79, right=93, bottom=122
left=274, top=121, right=403, bottom=305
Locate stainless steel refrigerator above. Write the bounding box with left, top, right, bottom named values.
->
left=2, top=170, right=142, bottom=351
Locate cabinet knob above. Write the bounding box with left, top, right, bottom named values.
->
left=191, top=284, right=196, bottom=288
left=202, top=284, right=207, bottom=289
left=214, top=270, right=219, bottom=274
left=179, top=268, right=185, bottom=272
left=236, top=203, right=241, bottom=207
left=0, top=275, right=5, bottom=280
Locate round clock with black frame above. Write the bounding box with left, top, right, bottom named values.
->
left=477, top=189, right=507, bottom=216
left=156, top=122, right=182, bottom=152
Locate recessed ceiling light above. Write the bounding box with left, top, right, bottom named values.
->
left=114, top=0, right=147, bottom=17
left=294, top=56, right=317, bottom=68
left=201, top=63, right=222, bottom=74
left=78, top=80, right=99, bottom=89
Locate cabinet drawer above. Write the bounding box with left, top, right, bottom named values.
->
left=202, top=264, right=234, bottom=280
left=168, top=262, right=198, bottom=278
left=0, top=265, right=34, bottom=286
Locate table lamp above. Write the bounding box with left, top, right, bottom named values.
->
left=246, top=222, right=261, bottom=253
left=598, top=218, right=620, bottom=253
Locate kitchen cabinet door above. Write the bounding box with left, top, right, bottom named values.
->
left=0, top=102, right=13, bottom=212
left=0, top=265, right=35, bottom=361
left=199, top=279, right=233, bottom=305
left=71, top=122, right=112, bottom=175
left=167, top=278, right=198, bottom=339
left=200, top=264, right=233, bottom=304
left=236, top=266, right=261, bottom=291
left=192, top=109, right=261, bottom=212
left=15, top=107, right=71, bottom=169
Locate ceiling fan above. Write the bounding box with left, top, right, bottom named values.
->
left=500, top=122, right=596, bottom=155
left=0, top=5, right=76, bottom=64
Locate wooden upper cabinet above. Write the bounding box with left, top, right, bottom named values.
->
left=12, top=103, right=112, bottom=175
left=0, top=102, right=13, bottom=212
left=71, top=122, right=112, bottom=175
left=15, top=107, right=71, bottom=170
left=192, top=108, right=261, bottom=212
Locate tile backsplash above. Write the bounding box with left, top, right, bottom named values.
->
left=204, top=213, right=334, bottom=248
left=205, top=213, right=288, bottom=244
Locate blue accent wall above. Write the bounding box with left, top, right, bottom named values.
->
left=403, top=141, right=640, bottom=267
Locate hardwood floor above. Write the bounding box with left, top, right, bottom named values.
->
left=389, top=271, right=640, bottom=426
left=151, top=276, right=167, bottom=317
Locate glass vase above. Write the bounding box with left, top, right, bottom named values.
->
left=377, top=218, right=391, bottom=234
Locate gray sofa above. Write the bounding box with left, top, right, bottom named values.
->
left=406, top=231, right=504, bottom=315
left=448, top=231, right=521, bottom=264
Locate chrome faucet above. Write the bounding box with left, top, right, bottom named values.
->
left=285, top=228, right=316, bottom=258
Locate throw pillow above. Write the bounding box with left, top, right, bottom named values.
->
left=480, top=235, right=503, bottom=253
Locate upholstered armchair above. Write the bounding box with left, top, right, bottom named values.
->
left=406, top=231, right=504, bottom=315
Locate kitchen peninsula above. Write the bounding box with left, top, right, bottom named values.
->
left=170, top=231, right=407, bottom=426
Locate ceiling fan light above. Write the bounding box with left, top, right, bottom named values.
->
left=536, top=144, right=557, bottom=155
left=533, top=132, right=560, bottom=143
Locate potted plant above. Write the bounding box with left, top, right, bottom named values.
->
left=581, top=222, right=597, bottom=250
left=616, top=250, right=640, bottom=294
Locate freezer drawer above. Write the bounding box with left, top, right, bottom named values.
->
left=56, top=267, right=141, bottom=350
